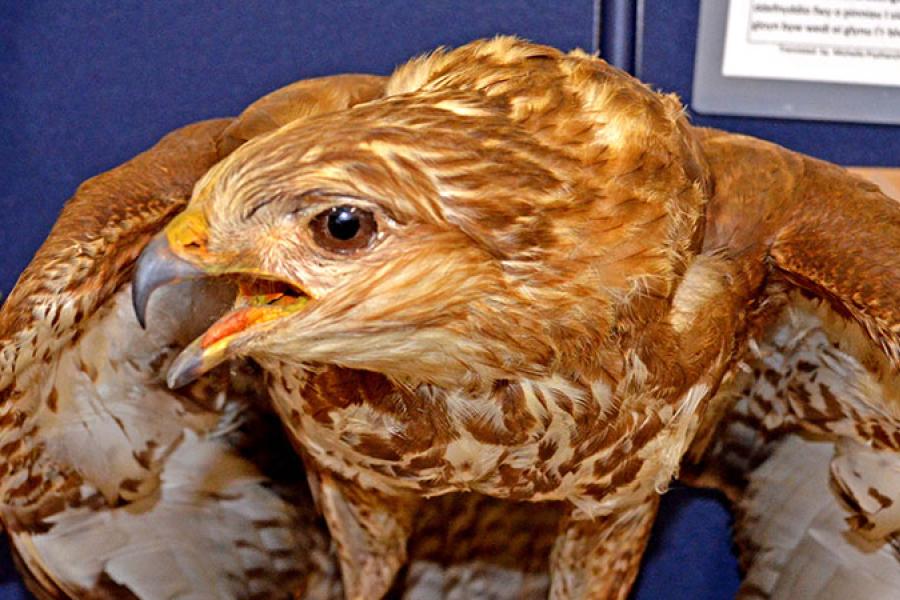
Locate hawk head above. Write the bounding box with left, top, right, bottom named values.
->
left=132, top=38, right=708, bottom=391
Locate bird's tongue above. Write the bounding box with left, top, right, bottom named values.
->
left=199, top=306, right=272, bottom=348
left=166, top=282, right=309, bottom=389
left=200, top=292, right=303, bottom=349
left=201, top=277, right=310, bottom=344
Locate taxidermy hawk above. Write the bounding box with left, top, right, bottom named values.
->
left=1, top=38, right=898, bottom=599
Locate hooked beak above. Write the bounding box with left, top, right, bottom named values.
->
left=132, top=235, right=207, bottom=329
left=132, top=210, right=214, bottom=328
left=132, top=210, right=310, bottom=389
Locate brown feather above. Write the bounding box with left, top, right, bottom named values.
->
left=5, top=37, right=900, bottom=600
left=135, top=38, right=900, bottom=599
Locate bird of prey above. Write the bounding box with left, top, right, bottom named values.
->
left=1, top=37, right=898, bottom=599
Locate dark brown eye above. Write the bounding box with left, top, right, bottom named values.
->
left=310, top=205, right=377, bottom=253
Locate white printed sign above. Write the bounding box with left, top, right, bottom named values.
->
left=722, top=0, right=900, bottom=87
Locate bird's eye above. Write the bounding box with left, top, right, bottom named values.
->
left=310, top=205, right=377, bottom=253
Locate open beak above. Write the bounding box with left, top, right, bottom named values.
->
left=132, top=211, right=310, bottom=389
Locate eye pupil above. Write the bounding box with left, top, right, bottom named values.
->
left=327, top=207, right=361, bottom=240
left=310, top=203, right=377, bottom=253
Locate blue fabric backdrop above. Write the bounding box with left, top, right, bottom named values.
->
left=0, top=2, right=739, bottom=598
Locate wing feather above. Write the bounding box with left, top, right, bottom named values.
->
left=688, top=151, right=900, bottom=597
left=735, top=435, right=900, bottom=600
left=217, top=74, right=385, bottom=155
left=0, top=74, right=392, bottom=598
left=1, top=71, right=558, bottom=600
left=699, top=129, right=900, bottom=367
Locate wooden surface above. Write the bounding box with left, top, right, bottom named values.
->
left=849, top=167, right=900, bottom=199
